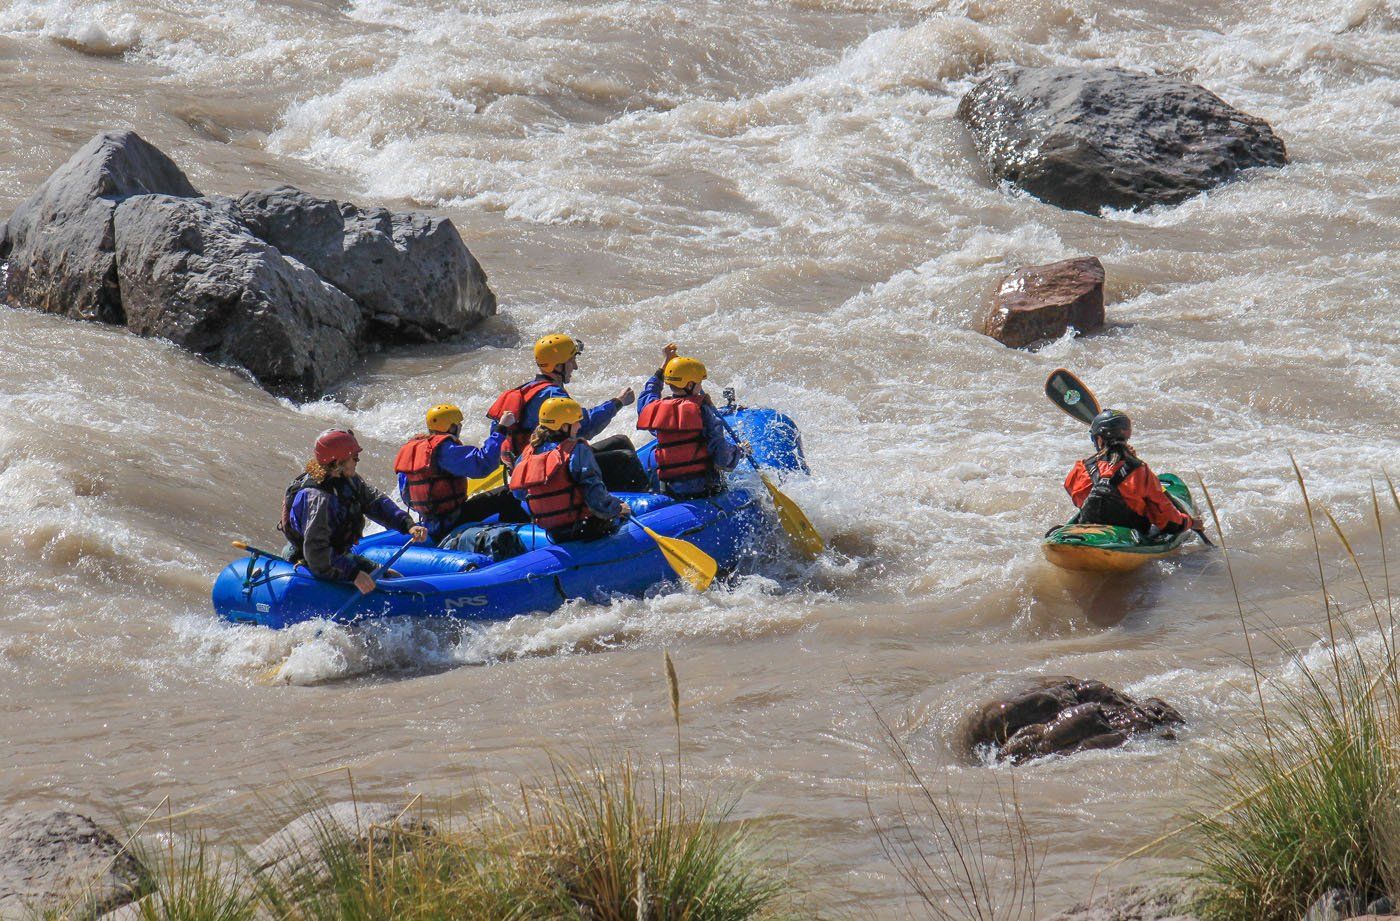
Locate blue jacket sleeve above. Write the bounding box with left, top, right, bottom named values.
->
left=569, top=443, right=622, bottom=519
left=702, top=405, right=741, bottom=470
left=636, top=372, right=664, bottom=421
left=578, top=398, right=622, bottom=441
left=434, top=431, right=505, bottom=479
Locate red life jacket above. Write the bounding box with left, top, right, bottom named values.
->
left=508, top=439, right=590, bottom=531
left=637, top=395, right=711, bottom=482
left=393, top=433, right=467, bottom=519
left=487, top=379, right=555, bottom=457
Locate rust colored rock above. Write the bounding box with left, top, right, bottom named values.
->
left=982, top=256, right=1105, bottom=349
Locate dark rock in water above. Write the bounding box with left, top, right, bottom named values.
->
left=982, top=256, right=1104, bottom=348
left=1046, top=883, right=1200, bottom=920
left=0, top=810, right=148, bottom=918
left=0, top=131, right=497, bottom=399
left=114, top=195, right=363, bottom=399
left=234, top=186, right=495, bottom=343
left=0, top=130, right=201, bottom=323
left=960, top=677, right=1183, bottom=763
left=248, top=801, right=434, bottom=882
left=957, top=66, right=1287, bottom=214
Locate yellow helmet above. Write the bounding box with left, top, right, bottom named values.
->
left=663, top=356, right=707, bottom=390
left=537, top=397, right=584, bottom=430
left=534, top=334, right=582, bottom=371
left=426, top=403, right=464, bottom=433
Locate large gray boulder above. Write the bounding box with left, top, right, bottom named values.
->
left=114, top=195, right=362, bottom=399
left=0, top=131, right=201, bottom=323
left=957, top=66, right=1287, bottom=214
left=0, top=810, right=148, bottom=919
left=0, top=131, right=497, bottom=399
left=234, top=186, right=496, bottom=342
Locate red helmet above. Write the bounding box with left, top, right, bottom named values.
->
left=313, top=429, right=361, bottom=465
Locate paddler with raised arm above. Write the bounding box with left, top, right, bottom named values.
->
left=1064, top=409, right=1204, bottom=536
left=487, top=333, right=649, bottom=490
left=394, top=403, right=522, bottom=541
left=280, top=429, right=427, bottom=594
left=509, top=397, right=632, bottom=543
left=636, top=343, right=745, bottom=498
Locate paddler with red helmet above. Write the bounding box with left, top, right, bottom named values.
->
left=509, top=397, right=632, bottom=543
left=393, top=403, right=522, bottom=541
left=279, top=429, right=427, bottom=594
left=1064, top=409, right=1204, bottom=535
left=487, top=333, right=649, bottom=491
left=636, top=343, right=745, bottom=499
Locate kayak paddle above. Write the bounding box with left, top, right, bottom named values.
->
left=1043, top=369, right=1212, bottom=547
left=638, top=523, right=717, bottom=592
left=466, top=464, right=507, bottom=498
left=332, top=538, right=415, bottom=621
left=715, top=415, right=823, bottom=560
left=1045, top=368, right=1101, bottom=424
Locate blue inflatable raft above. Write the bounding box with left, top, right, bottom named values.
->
left=212, top=406, right=808, bottom=629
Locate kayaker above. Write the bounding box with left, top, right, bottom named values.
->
left=394, top=403, right=523, bottom=542
left=487, top=333, right=649, bottom=490
left=509, top=397, right=632, bottom=543
left=636, top=343, right=745, bottom=498
left=1064, top=410, right=1204, bottom=535
left=280, top=429, right=427, bottom=594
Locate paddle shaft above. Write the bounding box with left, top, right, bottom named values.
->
left=332, top=538, right=415, bottom=621
left=231, top=540, right=289, bottom=562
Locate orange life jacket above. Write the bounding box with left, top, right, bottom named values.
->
left=508, top=439, right=590, bottom=531
left=393, top=433, right=467, bottom=519
left=487, top=379, right=555, bottom=457
left=637, top=395, right=711, bottom=482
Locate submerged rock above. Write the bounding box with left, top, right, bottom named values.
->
left=957, top=66, right=1287, bottom=214
left=981, top=255, right=1104, bottom=348
left=0, top=810, right=148, bottom=918
left=248, top=801, right=435, bottom=881
left=959, top=677, right=1183, bottom=763
left=0, top=131, right=497, bottom=399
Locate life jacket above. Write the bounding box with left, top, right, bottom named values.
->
left=393, top=433, right=467, bottom=520
left=508, top=439, right=590, bottom=532
left=637, top=395, right=711, bottom=482
left=278, top=473, right=366, bottom=556
left=487, top=379, right=555, bottom=457
left=1074, top=454, right=1151, bottom=532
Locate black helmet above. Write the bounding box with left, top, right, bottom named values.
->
left=1090, top=409, right=1132, bottom=445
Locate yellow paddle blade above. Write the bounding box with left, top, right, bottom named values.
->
left=641, top=525, right=716, bottom=592
left=760, top=472, right=824, bottom=560
left=466, top=464, right=506, bottom=497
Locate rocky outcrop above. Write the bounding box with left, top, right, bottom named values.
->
left=0, top=131, right=199, bottom=323
left=1046, top=883, right=1200, bottom=920
left=114, top=195, right=362, bottom=398
left=0, top=810, right=147, bottom=919
left=982, top=256, right=1104, bottom=348
left=0, top=131, right=496, bottom=399
left=957, top=66, right=1287, bottom=214
left=960, top=676, right=1183, bottom=763
left=234, top=187, right=495, bottom=343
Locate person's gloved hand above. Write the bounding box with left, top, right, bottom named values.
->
left=661, top=342, right=678, bottom=365
left=353, top=571, right=376, bottom=594
left=497, top=410, right=517, bottom=429
left=409, top=525, right=429, bottom=543
left=618, top=502, right=633, bottom=519
left=1190, top=516, right=1206, bottom=531
left=615, top=387, right=636, bottom=407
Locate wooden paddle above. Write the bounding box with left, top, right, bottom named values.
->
left=1043, top=369, right=1212, bottom=546
left=715, top=415, right=824, bottom=560
left=638, top=524, right=717, bottom=592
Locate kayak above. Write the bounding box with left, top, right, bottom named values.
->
left=1041, top=474, right=1198, bottom=573
left=212, top=405, right=806, bottom=629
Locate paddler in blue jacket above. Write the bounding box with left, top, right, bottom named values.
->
left=636, top=343, right=744, bottom=499
left=394, top=404, right=521, bottom=542
left=509, top=397, right=632, bottom=543
left=486, top=333, right=649, bottom=491
left=280, top=429, right=427, bottom=594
